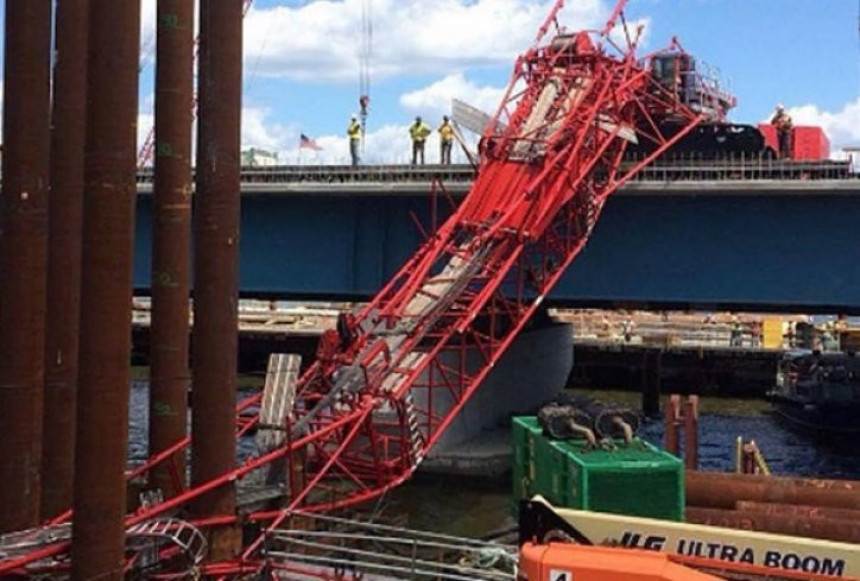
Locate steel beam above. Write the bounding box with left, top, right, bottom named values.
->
left=41, top=0, right=89, bottom=522
left=0, top=0, right=53, bottom=534
left=191, top=0, right=244, bottom=560
left=149, top=0, right=194, bottom=500
left=71, top=0, right=140, bottom=579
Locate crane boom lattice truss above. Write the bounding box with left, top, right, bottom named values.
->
left=255, top=8, right=705, bottom=516
left=0, top=1, right=712, bottom=577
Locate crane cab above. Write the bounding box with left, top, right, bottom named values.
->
left=649, top=52, right=736, bottom=122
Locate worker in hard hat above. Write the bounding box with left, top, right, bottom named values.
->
left=409, top=116, right=432, bottom=165
left=438, top=116, right=454, bottom=165
left=770, top=104, right=793, bottom=160
left=347, top=114, right=362, bottom=166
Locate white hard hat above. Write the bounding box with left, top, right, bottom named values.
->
left=351, top=113, right=358, bottom=119
left=776, top=103, right=784, bottom=111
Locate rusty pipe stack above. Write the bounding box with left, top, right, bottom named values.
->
left=685, top=464, right=860, bottom=544
left=662, top=394, right=860, bottom=544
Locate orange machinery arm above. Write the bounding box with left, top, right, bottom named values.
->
left=520, top=542, right=722, bottom=581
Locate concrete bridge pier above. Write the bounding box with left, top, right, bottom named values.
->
left=417, top=319, right=574, bottom=477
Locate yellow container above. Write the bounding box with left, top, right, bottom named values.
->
left=762, top=319, right=783, bottom=349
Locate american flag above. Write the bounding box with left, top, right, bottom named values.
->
left=299, top=133, right=322, bottom=151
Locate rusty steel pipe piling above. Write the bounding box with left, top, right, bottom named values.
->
left=191, top=0, right=244, bottom=560
left=71, top=1, right=141, bottom=579
left=149, top=0, right=195, bottom=499
left=686, top=506, right=860, bottom=544
left=683, top=395, right=699, bottom=470
left=41, top=0, right=89, bottom=521
left=686, top=471, right=860, bottom=511
left=735, top=500, right=860, bottom=523
left=663, top=394, right=681, bottom=457
left=0, top=0, right=53, bottom=534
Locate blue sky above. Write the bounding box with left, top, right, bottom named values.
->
left=233, top=0, right=860, bottom=163
left=2, top=0, right=859, bottom=164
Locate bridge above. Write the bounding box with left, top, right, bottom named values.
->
left=134, top=161, right=860, bottom=313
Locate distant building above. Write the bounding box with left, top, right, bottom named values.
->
left=241, top=147, right=279, bottom=167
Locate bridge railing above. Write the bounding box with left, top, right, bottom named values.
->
left=135, top=157, right=855, bottom=186
left=626, top=153, right=854, bottom=182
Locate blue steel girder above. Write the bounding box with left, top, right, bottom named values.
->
left=133, top=185, right=860, bottom=313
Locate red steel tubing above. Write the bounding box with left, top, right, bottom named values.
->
left=149, top=0, right=194, bottom=499
left=191, top=0, right=244, bottom=560
left=41, top=0, right=89, bottom=522
left=70, top=0, right=140, bottom=579
left=686, top=471, right=860, bottom=511
left=0, top=0, right=53, bottom=533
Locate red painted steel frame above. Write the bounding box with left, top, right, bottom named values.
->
left=2, top=2, right=716, bottom=576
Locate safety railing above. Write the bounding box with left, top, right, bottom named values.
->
left=261, top=511, right=517, bottom=580
left=136, top=157, right=856, bottom=187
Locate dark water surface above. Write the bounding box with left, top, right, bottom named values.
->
left=128, top=381, right=860, bottom=536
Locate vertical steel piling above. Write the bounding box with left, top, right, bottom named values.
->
left=0, top=0, right=53, bottom=534
left=683, top=395, right=699, bottom=470
left=191, top=0, right=244, bottom=560
left=663, top=394, right=681, bottom=457
left=149, top=0, right=195, bottom=499
left=70, top=1, right=141, bottom=579
left=41, top=0, right=89, bottom=521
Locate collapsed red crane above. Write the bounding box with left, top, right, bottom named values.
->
left=0, top=0, right=715, bottom=577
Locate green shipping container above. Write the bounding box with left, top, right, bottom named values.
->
left=511, top=417, right=542, bottom=515
left=511, top=416, right=684, bottom=521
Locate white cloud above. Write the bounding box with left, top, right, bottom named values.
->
left=400, top=72, right=506, bottom=121
left=243, top=0, right=609, bottom=82
left=234, top=107, right=474, bottom=165
left=242, top=106, right=297, bottom=151
left=787, top=98, right=860, bottom=158
left=139, top=0, right=157, bottom=69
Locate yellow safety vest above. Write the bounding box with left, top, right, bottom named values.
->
left=347, top=121, right=361, bottom=140
left=410, top=122, right=431, bottom=142
left=439, top=123, right=454, bottom=142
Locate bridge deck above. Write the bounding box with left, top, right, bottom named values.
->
left=135, top=159, right=858, bottom=196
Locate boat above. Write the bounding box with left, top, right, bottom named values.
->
left=768, top=350, right=860, bottom=438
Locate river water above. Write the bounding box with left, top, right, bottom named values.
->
left=127, top=380, right=860, bottom=537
